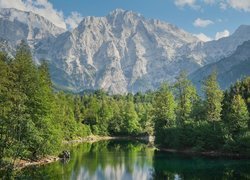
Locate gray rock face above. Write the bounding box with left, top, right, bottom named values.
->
left=36, top=9, right=200, bottom=93
left=0, top=38, right=15, bottom=56
left=0, top=8, right=65, bottom=49
left=1, top=8, right=250, bottom=94
left=190, top=40, right=250, bottom=94
left=178, top=25, right=250, bottom=66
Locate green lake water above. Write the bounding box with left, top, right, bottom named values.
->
left=15, top=140, right=250, bottom=180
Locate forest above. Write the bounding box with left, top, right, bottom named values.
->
left=0, top=42, right=250, bottom=171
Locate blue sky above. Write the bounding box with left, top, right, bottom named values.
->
left=1, top=0, right=250, bottom=41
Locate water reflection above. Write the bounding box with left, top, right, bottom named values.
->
left=152, top=151, right=250, bottom=180
left=68, top=142, right=154, bottom=180
left=16, top=141, right=154, bottom=180
left=15, top=140, right=250, bottom=180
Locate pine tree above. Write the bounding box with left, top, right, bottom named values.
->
left=203, top=71, right=223, bottom=130
left=74, top=95, right=83, bottom=123
left=226, top=95, right=249, bottom=138
left=122, top=101, right=140, bottom=135
left=84, top=95, right=100, bottom=134
left=174, top=71, right=197, bottom=126
left=223, top=77, right=250, bottom=117
left=33, top=60, right=62, bottom=156
left=8, top=41, right=38, bottom=161
left=0, top=52, right=13, bottom=164
left=153, top=83, right=176, bottom=142
left=98, top=96, right=113, bottom=135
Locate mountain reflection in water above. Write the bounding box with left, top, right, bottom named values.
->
left=16, top=140, right=250, bottom=180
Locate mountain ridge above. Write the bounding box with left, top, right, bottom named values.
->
left=0, top=8, right=250, bottom=94
left=35, top=8, right=199, bottom=93
left=190, top=40, right=250, bottom=94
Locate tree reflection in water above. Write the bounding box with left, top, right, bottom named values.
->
left=16, top=140, right=250, bottom=180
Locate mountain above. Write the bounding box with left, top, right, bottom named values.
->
left=178, top=25, right=250, bottom=66
left=190, top=40, right=250, bottom=93
left=1, top=8, right=250, bottom=94
left=0, top=8, right=65, bottom=51
left=0, top=38, right=15, bottom=56
left=36, top=9, right=200, bottom=93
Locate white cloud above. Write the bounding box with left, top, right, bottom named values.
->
left=0, top=0, right=84, bottom=30
left=65, top=12, right=83, bottom=29
left=174, top=0, right=200, bottom=9
left=215, top=29, right=230, bottom=40
left=193, top=18, right=214, bottom=27
left=0, top=0, right=66, bottom=29
left=175, top=0, right=250, bottom=12
left=227, top=0, right=250, bottom=12
left=195, top=29, right=230, bottom=42
left=0, top=0, right=25, bottom=10
left=194, top=33, right=212, bottom=42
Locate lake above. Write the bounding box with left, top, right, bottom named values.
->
left=16, top=140, right=250, bottom=179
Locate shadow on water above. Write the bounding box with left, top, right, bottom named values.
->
left=152, top=151, right=250, bottom=179
left=12, top=140, right=250, bottom=180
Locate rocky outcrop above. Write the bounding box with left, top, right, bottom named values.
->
left=1, top=8, right=250, bottom=94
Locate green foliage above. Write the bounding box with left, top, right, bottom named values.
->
left=1, top=42, right=250, bottom=172
left=0, top=43, right=90, bottom=169
left=152, top=71, right=250, bottom=154
left=223, top=77, right=250, bottom=127
left=174, top=71, right=198, bottom=126
left=226, top=95, right=249, bottom=137
left=74, top=90, right=154, bottom=136
left=203, top=71, right=223, bottom=124
left=0, top=42, right=62, bottom=168
left=153, top=83, right=177, bottom=143
left=122, top=101, right=141, bottom=135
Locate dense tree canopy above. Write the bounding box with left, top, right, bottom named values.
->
left=0, top=42, right=250, bottom=174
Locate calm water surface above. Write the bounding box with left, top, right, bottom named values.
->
left=16, top=140, right=250, bottom=180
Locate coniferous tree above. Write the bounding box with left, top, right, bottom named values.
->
left=2, top=40, right=250, bottom=171
left=9, top=41, right=39, bottom=161
left=122, top=101, right=140, bottom=135
left=203, top=71, right=223, bottom=130
left=98, top=96, right=113, bottom=135
left=174, top=71, right=197, bottom=126
left=0, top=52, right=12, bottom=165
left=223, top=77, right=250, bottom=121
left=74, top=95, right=83, bottom=123
left=153, top=83, right=176, bottom=143
left=34, top=60, right=62, bottom=156
left=84, top=95, right=100, bottom=134
left=108, top=100, right=123, bottom=135
left=226, top=95, right=249, bottom=139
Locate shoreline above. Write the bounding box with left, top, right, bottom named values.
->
left=158, top=148, right=249, bottom=159
left=63, top=135, right=124, bottom=144
left=14, top=156, right=60, bottom=170
left=14, top=135, right=151, bottom=170
left=13, top=135, right=108, bottom=170
left=63, top=135, right=154, bottom=144
left=13, top=136, right=249, bottom=170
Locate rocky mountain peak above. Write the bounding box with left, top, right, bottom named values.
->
left=234, top=25, right=250, bottom=33
left=109, top=8, right=127, bottom=15
left=34, top=9, right=201, bottom=94
left=107, top=8, right=141, bottom=18
left=231, top=25, right=250, bottom=39
left=0, top=8, right=65, bottom=49
left=1, top=8, right=250, bottom=94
